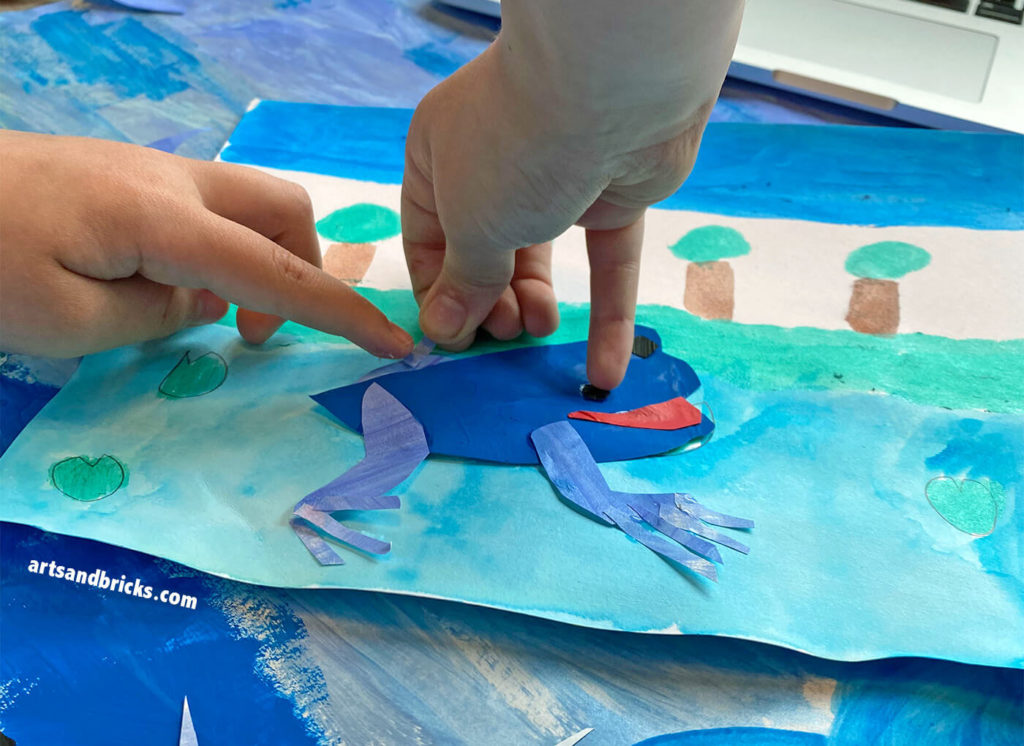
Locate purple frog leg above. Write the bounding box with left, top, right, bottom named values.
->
left=292, top=383, right=429, bottom=565
left=530, top=421, right=753, bottom=582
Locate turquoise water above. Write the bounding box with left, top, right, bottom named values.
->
left=1, top=312, right=1020, bottom=666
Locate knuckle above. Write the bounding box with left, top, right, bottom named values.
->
left=279, top=180, right=315, bottom=221
left=272, top=246, right=318, bottom=286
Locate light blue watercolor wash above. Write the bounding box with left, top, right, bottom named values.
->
left=1, top=316, right=1021, bottom=668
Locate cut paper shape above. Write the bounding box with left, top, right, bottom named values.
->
left=633, top=727, right=826, bottom=746
left=50, top=455, right=126, bottom=502
left=632, top=335, right=657, bottom=358
left=292, top=384, right=428, bottom=564
left=555, top=728, right=594, bottom=746
left=315, top=203, right=400, bottom=243
left=303, top=328, right=733, bottom=572
left=146, top=127, right=206, bottom=154
left=925, top=477, right=1000, bottom=536
left=179, top=696, right=198, bottom=746
left=670, top=225, right=750, bottom=321
left=357, top=337, right=446, bottom=382
left=322, top=241, right=376, bottom=285
left=531, top=421, right=752, bottom=581
left=91, top=0, right=187, bottom=13
left=159, top=352, right=227, bottom=398
left=845, top=241, right=931, bottom=335
left=312, top=326, right=713, bottom=465
left=568, top=397, right=703, bottom=431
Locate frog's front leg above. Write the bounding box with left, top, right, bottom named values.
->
left=530, top=421, right=753, bottom=582
left=292, top=383, right=429, bottom=565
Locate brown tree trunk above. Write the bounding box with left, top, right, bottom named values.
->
left=323, top=242, right=377, bottom=285
left=846, top=278, right=899, bottom=335
left=684, top=261, right=734, bottom=320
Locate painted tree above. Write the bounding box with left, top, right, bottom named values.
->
left=315, top=203, right=401, bottom=285
left=845, top=241, right=930, bottom=335
left=669, top=225, right=751, bottom=320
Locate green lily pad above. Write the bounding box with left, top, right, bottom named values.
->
left=925, top=477, right=999, bottom=536
left=50, top=455, right=127, bottom=502
left=159, top=351, right=227, bottom=398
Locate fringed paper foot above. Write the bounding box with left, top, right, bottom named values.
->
left=531, top=421, right=753, bottom=581
left=292, top=383, right=429, bottom=565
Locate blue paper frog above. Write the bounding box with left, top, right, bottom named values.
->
left=291, top=326, right=752, bottom=581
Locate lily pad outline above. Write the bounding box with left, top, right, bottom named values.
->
left=50, top=454, right=127, bottom=502
left=924, top=476, right=999, bottom=537
left=159, top=351, right=228, bottom=399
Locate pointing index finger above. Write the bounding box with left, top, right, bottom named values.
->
left=585, top=214, right=645, bottom=391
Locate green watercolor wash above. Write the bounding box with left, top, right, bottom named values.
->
left=669, top=225, right=751, bottom=263
left=925, top=477, right=1000, bottom=536
left=50, top=455, right=127, bottom=502
left=315, top=203, right=400, bottom=243
left=218, top=289, right=1024, bottom=414
left=845, top=241, right=931, bottom=280
left=159, top=351, right=227, bottom=398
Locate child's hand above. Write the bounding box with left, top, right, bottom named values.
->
left=402, top=0, right=741, bottom=390
left=0, top=131, right=413, bottom=359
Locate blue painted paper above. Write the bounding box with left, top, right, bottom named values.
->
left=312, top=326, right=712, bottom=465
left=220, top=100, right=1023, bottom=229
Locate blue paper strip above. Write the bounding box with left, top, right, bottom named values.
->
left=676, top=493, right=755, bottom=529
left=531, top=421, right=753, bottom=580
left=604, top=507, right=718, bottom=582
left=290, top=519, right=346, bottom=566
left=301, top=383, right=429, bottom=512
left=357, top=338, right=447, bottom=382
left=294, top=504, right=391, bottom=556
left=293, top=384, right=428, bottom=565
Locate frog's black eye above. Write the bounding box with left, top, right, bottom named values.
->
left=632, top=335, right=657, bottom=359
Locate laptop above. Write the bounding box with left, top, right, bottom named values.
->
left=439, top=0, right=1024, bottom=134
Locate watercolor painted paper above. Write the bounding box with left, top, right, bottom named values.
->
left=1, top=102, right=1021, bottom=667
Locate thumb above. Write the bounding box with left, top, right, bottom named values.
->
left=419, top=242, right=515, bottom=350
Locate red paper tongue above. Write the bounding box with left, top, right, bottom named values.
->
left=567, top=396, right=703, bottom=431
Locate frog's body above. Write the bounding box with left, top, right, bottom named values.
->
left=291, top=327, right=752, bottom=581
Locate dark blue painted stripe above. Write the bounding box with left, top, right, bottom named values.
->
left=221, top=100, right=410, bottom=184
left=221, top=100, right=1023, bottom=229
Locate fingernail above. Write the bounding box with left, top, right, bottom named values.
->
left=422, top=293, right=466, bottom=341
left=387, top=325, right=414, bottom=359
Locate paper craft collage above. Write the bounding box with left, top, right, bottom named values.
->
left=2, top=99, right=1020, bottom=671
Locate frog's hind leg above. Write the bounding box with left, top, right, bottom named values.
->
left=292, top=383, right=429, bottom=565
left=530, top=421, right=753, bottom=582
